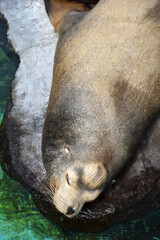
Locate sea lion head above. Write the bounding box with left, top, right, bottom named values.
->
left=49, top=147, right=107, bottom=218
left=42, top=85, right=109, bottom=217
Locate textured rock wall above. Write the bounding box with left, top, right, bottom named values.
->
left=0, top=0, right=58, bottom=191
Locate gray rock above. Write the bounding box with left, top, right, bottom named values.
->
left=0, top=0, right=58, bottom=193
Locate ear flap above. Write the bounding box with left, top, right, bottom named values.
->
left=82, top=163, right=107, bottom=190
left=45, top=0, right=95, bottom=32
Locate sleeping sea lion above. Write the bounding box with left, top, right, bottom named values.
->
left=42, top=0, right=160, bottom=218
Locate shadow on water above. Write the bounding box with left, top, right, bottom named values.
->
left=0, top=17, right=19, bottom=123
left=0, top=14, right=160, bottom=240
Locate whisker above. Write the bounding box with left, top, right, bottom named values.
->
left=44, top=185, right=55, bottom=197
left=80, top=210, right=94, bottom=218
left=40, top=179, right=56, bottom=201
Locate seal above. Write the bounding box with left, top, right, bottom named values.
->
left=42, top=0, right=160, bottom=218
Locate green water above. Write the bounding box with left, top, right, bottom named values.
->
left=0, top=18, right=160, bottom=240
left=0, top=170, right=160, bottom=240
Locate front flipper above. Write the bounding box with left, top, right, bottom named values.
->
left=44, top=0, right=98, bottom=32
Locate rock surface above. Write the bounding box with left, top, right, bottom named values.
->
left=0, top=0, right=159, bottom=233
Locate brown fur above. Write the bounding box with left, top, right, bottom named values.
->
left=46, top=0, right=97, bottom=31
left=42, top=0, right=160, bottom=217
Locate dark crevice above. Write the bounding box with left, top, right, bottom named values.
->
left=0, top=14, right=19, bottom=67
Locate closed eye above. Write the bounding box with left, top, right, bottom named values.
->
left=66, top=174, right=70, bottom=185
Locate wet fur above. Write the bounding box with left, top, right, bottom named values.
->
left=42, top=0, right=160, bottom=217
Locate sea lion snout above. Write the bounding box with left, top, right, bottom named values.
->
left=50, top=163, right=107, bottom=217
left=66, top=206, right=75, bottom=215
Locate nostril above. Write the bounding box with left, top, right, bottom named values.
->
left=66, top=206, right=75, bottom=215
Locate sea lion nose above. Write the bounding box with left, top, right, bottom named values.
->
left=66, top=206, right=75, bottom=215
